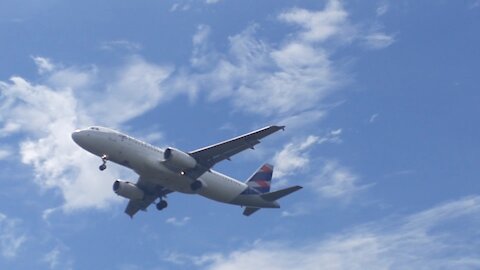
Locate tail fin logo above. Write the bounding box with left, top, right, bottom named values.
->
left=246, top=164, right=273, bottom=194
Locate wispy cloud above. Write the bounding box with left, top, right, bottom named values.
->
left=277, top=110, right=327, bottom=130
left=205, top=0, right=221, bottom=4
left=273, top=135, right=319, bottom=184
left=273, top=128, right=343, bottom=185
left=100, top=40, right=142, bottom=52
left=0, top=213, right=27, bottom=259
left=0, top=147, right=10, bottom=160
left=369, top=113, right=379, bottom=123
left=364, top=32, right=395, bottom=49
left=170, top=3, right=191, bottom=12
left=318, top=128, right=342, bottom=144
left=31, top=56, right=56, bottom=74
left=166, top=0, right=351, bottom=121
left=376, top=2, right=389, bottom=16
left=163, top=251, right=221, bottom=266
left=281, top=203, right=309, bottom=218
left=469, top=0, right=480, bottom=9
left=310, top=160, right=367, bottom=201
left=0, top=122, right=21, bottom=136
left=42, top=244, right=73, bottom=270
left=165, top=0, right=392, bottom=129
left=165, top=217, right=191, bottom=227
left=278, top=0, right=352, bottom=43
left=196, top=196, right=480, bottom=270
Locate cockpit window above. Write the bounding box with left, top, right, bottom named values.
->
left=90, top=127, right=100, bottom=131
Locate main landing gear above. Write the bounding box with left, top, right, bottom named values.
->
left=99, top=154, right=108, bottom=171
left=156, top=199, right=168, bottom=211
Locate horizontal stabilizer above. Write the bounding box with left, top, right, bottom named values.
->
left=243, top=207, right=261, bottom=216
left=261, top=186, right=303, bottom=202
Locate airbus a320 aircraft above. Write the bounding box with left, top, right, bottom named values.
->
left=71, top=125, right=302, bottom=217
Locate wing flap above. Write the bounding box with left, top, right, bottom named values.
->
left=125, top=196, right=156, bottom=217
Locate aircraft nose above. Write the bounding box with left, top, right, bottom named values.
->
left=71, top=129, right=84, bottom=145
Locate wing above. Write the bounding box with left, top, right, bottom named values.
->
left=124, top=175, right=174, bottom=218
left=187, top=125, right=285, bottom=179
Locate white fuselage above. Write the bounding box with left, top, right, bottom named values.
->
left=71, top=127, right=277, bottom=208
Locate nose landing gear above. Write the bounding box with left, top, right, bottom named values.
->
left=99, top=154, right=108, bottom=171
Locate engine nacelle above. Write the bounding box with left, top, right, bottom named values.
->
left=164, top=147, right=197, bottom=170
left=113, top=180, right=144, bottom=200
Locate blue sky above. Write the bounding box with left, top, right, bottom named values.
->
left=1, top=0, right=479, bottom=269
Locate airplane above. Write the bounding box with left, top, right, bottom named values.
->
left=71, top=125, right=302, bottom=217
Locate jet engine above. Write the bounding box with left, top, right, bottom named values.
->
left=113, top=180, right=144, bottom=200
left=163, top=147, right=197, bottom=170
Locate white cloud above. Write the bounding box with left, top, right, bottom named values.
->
left=277, top=110, right=326, bottom=130
left=168, top=0, right=393, bottom=127
left=42, top=245, right=73, bottom=270
left=369, top=113, right=379, bottom=123
left=88, top=56, right=173, bottom=125
left=43, top=247, right=60, bottom=269
left=310, top=160, right=365, bottom=200
left=0, top=56, right=173, bottom=212
left=0, top=213, right=27, bottom=259
left=278, top=0, right=352, bottom=43
left=281, top=203, right=309, bottom=218
left=32, top=56, right=55, bottom=74
left=205, top=0, right=221, bottom=4
left=184, top=24, right=341, bottom=117
left=376, top=2, right=389, bottom=16
left=100, top=40, right=142, bottom=52
left=273, top=135, right=319, bottom=182
left=232, top=41, right=336, bottom=116
left=170, top=1, right=353, bottom=121
left=0, top=121, right=21, bottom=136
left=165, top=216, right=191, bottom=227
left=191, top=25, right=215, bottom=69
left=317, top=128, right=342, bottom=144
left=197, top=196, right=480, bottom=270
left=163, top=251, right=221, bottom=266
left=141, top=132, right=164, bottom=144
left=469, top=0, right=480, bottom=9
left=47, top=65, right=97, bottom=92
left=0, top=147, right=10, bottom=160
left=170, top=3, right=191, bottom=12
left=273, top=129, right=342, bottom=185
left=2, top=76, right=118, bottom=211
left=364, top=32, right=395, bottom=49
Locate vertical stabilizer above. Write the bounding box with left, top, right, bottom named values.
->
left=245, top=163, right=273, bottom=194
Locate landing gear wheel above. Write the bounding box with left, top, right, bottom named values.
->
left=156, top=200, right=168, bottom=211
left=190, top=180, right=203, bottom=191
left=99, top=154, right=108, bottom=171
